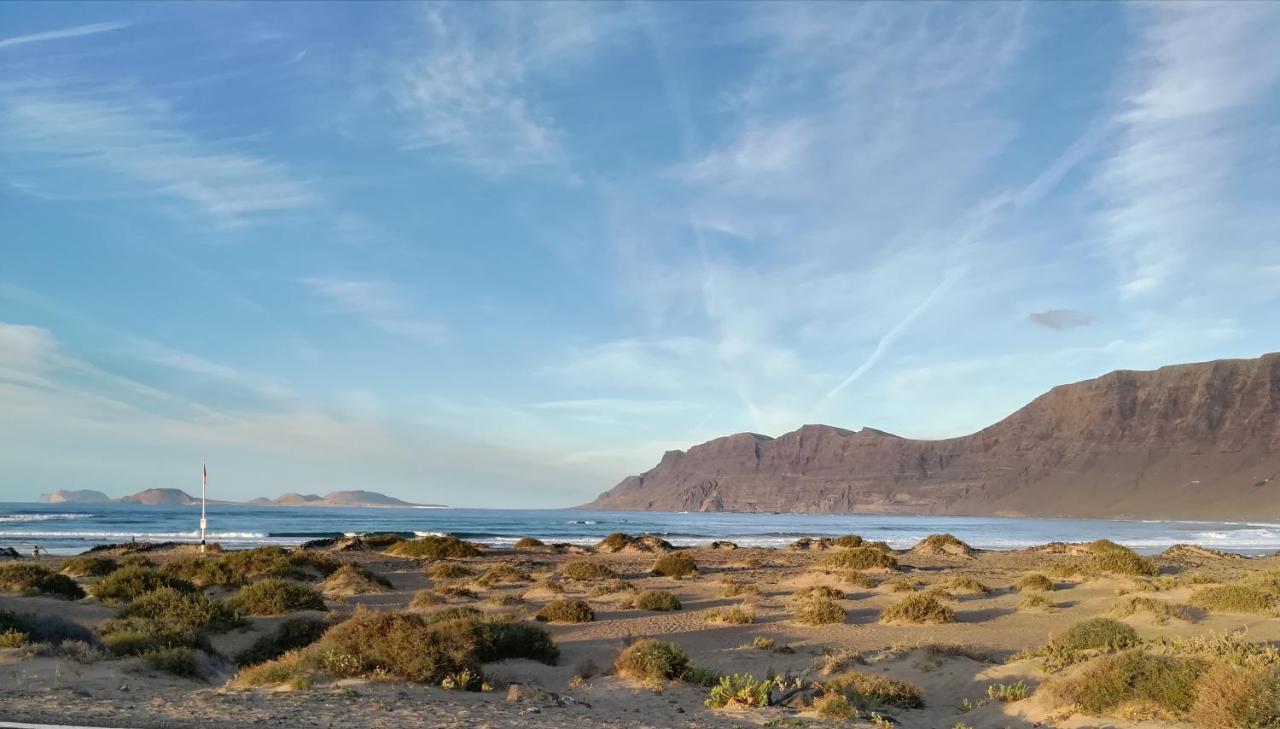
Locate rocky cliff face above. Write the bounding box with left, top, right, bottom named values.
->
left=583, top=353, right=1280, bottom=519
left=38, top=489, right=111, bottom=504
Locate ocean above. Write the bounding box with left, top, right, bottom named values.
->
left=2, top=502, right=1279, bottom=556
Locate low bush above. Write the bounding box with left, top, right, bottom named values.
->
left=795, top=585, right=845, bottom=600
left=1189, top=661, right=1280, bottom=728
left=702, top=605, right=755, bottom=625
left=1089, top=541, right=1158, bottom=577
left=614, top=639, right=690, bottom=684
left=814, top=693, right=858, bottom=719
left=59, top=556, right=118, bottom=578
left=820, top=548, right=899, bottom=572
left=560, top=561, right=618, bottom=581
left=987, top=681, right=1032, bottom=703
left=1189, top=585, right=1277, bottom=615
left=910, top=533, right=975, bottom=557
left=234, top=617, right=330, bottom=667
left=720, top=580, right=761, bottom=598
left=142, top=647, right=203, bottom=678
left=513, top=537, right=545, bottom=550
left=227, top=579, right=327, bottom=615
left=475, top=564, right=532, bottom=587
left=426, top=606, right=484, bottom=624
left=588, top=578, right=636, bottom=597
left=1054, top=618, right=1141, bottom=652
left=886, top=578, right=922, bottom=593
left=427, top=562, right=475, bottom=579
left=635, top=591, right=681, bottom=611
left=483, top=620, right=559, bottom=664
left=1111, top=596, right=1193, bottom=625
left=1019, top=593, right=1055, bottom=610
left=1017, top=573, right=1055, bottom=592
left=386, top=535, right=482, bottom=560
left=319, top=564, right=392, bottom=598
left=946, top=576, right=991, bottom=595
left=162, top=547, right=337, bottom=587
left=596, top=533, right=632, bottom=552
left=821, top=671, right=924, bottom=709
left=792, top=595, right=846, bottom=625
left=0, top=563, right=85, bottom=599
left=91, top=566, right=196, bottom=605
left=833, top=534, right=864, bottom=548
left=99, top=587, right=239, bottom=655
left=1051, top=651, right=1205, bottom=717
left=651, top=552, right=697, bottom=578
left=705, top=673, right=771, bottom=708
left=409, top=589, right=446, bottom=608
left=535, top=598, right=594, bottom=623
left=880, top=592, right=954, bottom=624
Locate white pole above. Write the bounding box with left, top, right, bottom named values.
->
left=200, top=462, right=207, bottom=554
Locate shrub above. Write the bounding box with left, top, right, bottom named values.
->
left=1020, top=593, right=1055, bottom=610
left=588, top=579, right=636, bottom=597
left=162, top=547, right=338, bottom=587
left=0, top=563, right=85, bottom=599
left=142, top=647, right=202, bottom=678
left=1054, top=618, right=1141, bottom=652
left=475, top=564, right=532, bottom=587
left=1111, top=596, right=1193, bottom=625
left=1017, top=573, right=1055, bottom=592
left=228, top=579, right=327, bottom=615
left=987, top=681, right=1031, bottom=703
left=597, top=533, right=633, bottom=552
left=819, top=548, right=899, bottom=572
left=410, top=589, right=445, bottom=608
left=428, top=563, right=475, bottom=579
left=721, top=580, right=761, bottom=597
left=1089, top=542, right=1158, bottom=577
left=514, top=537, right=545, bottom=550
left=702, top=606, right=755, bottom=624
left=792, top=596, right=846, bottom=625
left=99, top=587, right=239, bottom=655
left=234, top=617, right=330, bottom=667
left=1189, top=662, right=1280, bottom=728
left=386, top=535, right=481, bottom=560
left=1190, top=585, right=1277, bottom=615
left=235, top=649, right=315, bottom=689
left=482, top=620, right=558, bottom=664
left=1051, top=651, right=1205, bottom=717
left=833, top=534, right=864, bottom=548
left=795, top=585, right=845, bottom=600
left=814, top=694, right=858, bottom=719
left=92, top=566, right=196, bottom=605
left=560, top=561, right=618, bottom=581
left=880, top=592, right=954, bottom=624
left=705, top=674, right=771, bottom=708
left=0, top=627, right=27, bottom=647
left=119, top=555, right=153, bottom=569
left=60, top=556, right=118, bottom=578
left=0, top=608, right=98, bottom=646
left=822, top=672, right=925, bottom=709
left=635, top=591, right=682, bottom=611
left=651, top=552, right=697, bottom=578
left=425, top=606, right=483, bottom=624
left=361, top=533, right=406, bottom=549
left=910, top=533, right=975, bottom=557
left=887, top=578, right=922, bottom=593
left=319, top=564, right=392, bottom=598
left=946, top=576, right=991, bottom=595
left=535, top=599, right=594, bottom=623
left=615, top=639, right=690, bottom=684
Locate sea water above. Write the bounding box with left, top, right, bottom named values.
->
left=2, top=502, right=1278, bottom=556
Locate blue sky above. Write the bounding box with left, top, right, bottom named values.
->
left=1, top=2, right=1278, bottom=507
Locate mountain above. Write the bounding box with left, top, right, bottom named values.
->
left=583, top=353, right=1280, bottom=520
left=118, top=488, right=199, bottom=505
left=38, top=489, right=111, bottom=504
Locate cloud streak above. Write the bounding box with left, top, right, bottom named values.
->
left=0, top=21, right=131, bottom=50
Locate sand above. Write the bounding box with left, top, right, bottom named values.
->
left=2, top=540, right=1278, bottom=729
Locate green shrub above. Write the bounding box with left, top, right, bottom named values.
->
left=361, top=533, right=407, bottom=549
left=0, top=563, right=85, bottom=599
left=1089, top=542, right=1158, bottom=577
left=819, top=548, right=899, bottom=572
left=227, top=579, right=327, bottom=615
left=142, top=647, right=202, bottom=678
left=795, top=585, right=845, bottom=600
left=162, top=547, right=338, bottom=587
left=560, top=561, right=618, bottom=581
left=821, top=672, right=925, bottom=709
left=792, top=596, right=846, bottom=625
left=911, top=533, right=975, bottom=557
left=535, top=598, right=594, bottom=623
left=814, top=694, right=858, bottom=719
left=651, top=552, right=697, bottom=578
left=427, top=563, right=474, bottom=579
left=1190, top=585, right=1277, bottom=615
left=880, top=592, right=954, bottom=624
left=514, top=537, right=545, bottom=550
left=635, top=591, right=682, bottom=611
left=987, top=681, right=1031, bottom=703
left=833, top=534, right=864, bottom=548
left=1111, top=596, right=1193, bottom=625
left=234, top=617, right=330, bottom=667
left=946, top=576, right=991, bottom=595
left=1054, top=618, right=1141, bottom=652
left=720, top=580, right=761, bottom=597
left=705, top=673, right=771, bottom=708
left=1017, top=573, right=1055, bottom=592
left=425, top=606, right=483, bottom=624
left=234, top=649, right=315, bottom=689
left=702, top=606, right=754, bottom=624
left=588, top=578, right=636, bottom=597
left=614, top=639, right=690, bottom=684
left=99, top=587, right=239, bottom=655
left=92, top=566, right=196, bottom=605
left=1020, top=593, right=1055, bottom=611
left=410, top=589, right=446, bottom=608
left=475, top=564, right=532, bottom=587
left=1051, top=651, right=1205, bottom=717
left=59, top=556, right=118, bottom=578
left=1189, top=661, right=1280, bottom=728
left=482, top=620, right=558, bottom=664
left=596, top=533, right=632, bottom=552
left=385, top=535, right=481, bottom=560
left=0, top=627, right=28, bottom=647
left=319, top=563, right=392, bottom=597
left=887, top=578, right=922, bottom=593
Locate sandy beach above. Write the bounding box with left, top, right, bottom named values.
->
left=2, top=534, right=1278, bottom=729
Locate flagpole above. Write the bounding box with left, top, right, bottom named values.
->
left=200, top=462, right=207, bottom=554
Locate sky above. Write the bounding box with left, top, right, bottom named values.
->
left=1, top=2, right=1278, bottom=508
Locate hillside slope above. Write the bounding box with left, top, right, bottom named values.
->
left=582, top=353, right=1280, bottom=519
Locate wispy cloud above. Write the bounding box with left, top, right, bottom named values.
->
left=0, top=83, right=316, bottom=224
left=303, top=277, right=445, bottom=342
left=0, top=21, right=131, bottom=51
left=1028, top=309, right=1095, bottom=331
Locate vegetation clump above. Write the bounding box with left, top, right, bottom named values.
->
left=588, top=578, right=636, bottom=597
left=227, top=578, right=327, bottom=615
left=475, top=564, right=532, bottom=587
left=234, top=617, right=330, bottom=667
left=818, top=548, right=899, bottom=572
left=1089, top=540, right=1158, bottom=577
left=880, top=592, right=954, bottom=624
left=1189, top=585, right=1277, bottom=615
left=1051, top=651, right=1205, bottom=718
left=98, top=587, right=240, bottom=655
left=0, top=609, right=99, bottom=647
left=821, top=672, right=925, bottom=709
left=635, top=591, right=682, bottom=611
left=1056, top=618, right=1141, bottom=652
left=791, top=594, right=847, bottom=625
left=705, top=674, right=772, bottom=709
left=1019, top=593, right=1055, bottom=611
left=1189, top=661, right=1280, bottom=728
left=596, top=532, right=674, bottom=553
left=535, top=598, right=594, bottom=623
left=614, top=639, right=690, bottom=684
left=0, top=563, right=85, bottom=600
left=1111, top=596, right=1194, bottom=624
left=910, top=533, right=975, bottom=557
left=385, top=535, right=482, bottom=560
left=142, top=646, right=203, bottom=678
left=702, top=606, right=755, bottom=625
left=652, top=552, right=698, bottom=578
left=161, top=547, right=338, bottom=587
left=560, top=560, right=619, bottom=581
left=945, top=576, right=991, bottom=595
left=59, top=556, right=118, bottom=578
left=1017, top=573, right=1055, bottom=592
left=833, top=534, right=864, bottom=548
left=513, top=537, right=545, bottom=550
left=319, top=564, right=392, bottom=598
left=427, top=562, right=474, bottom=579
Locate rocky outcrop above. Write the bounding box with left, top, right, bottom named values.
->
left=38, top=489, right=111, bottom=504
left=583, top=353, right=1280, bottom=520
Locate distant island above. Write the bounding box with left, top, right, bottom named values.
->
left=38, top=488, right=444, bottom=509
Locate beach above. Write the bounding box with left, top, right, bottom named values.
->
left=2, top=532, right=1278, bottom=728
